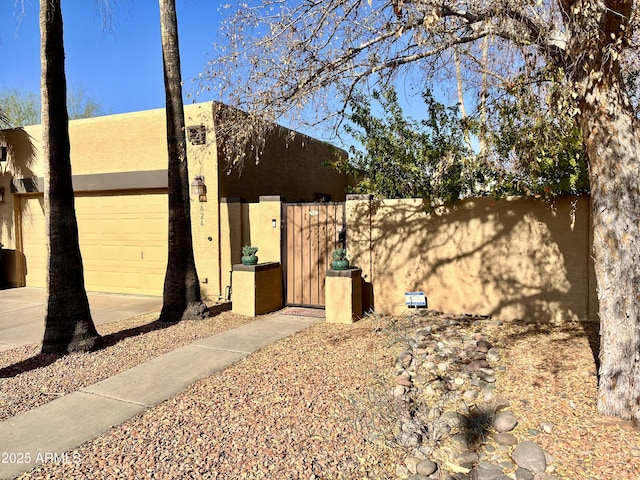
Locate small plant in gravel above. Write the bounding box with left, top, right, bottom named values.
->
left=461, top=403, right=498, bottom=448
left=377, top=313, right=422, bottom=351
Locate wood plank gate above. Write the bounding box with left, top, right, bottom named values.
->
left=283, top=202, right=345, bottom=308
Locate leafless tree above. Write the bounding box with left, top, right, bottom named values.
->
left=204, top=0, right=640, bottom=421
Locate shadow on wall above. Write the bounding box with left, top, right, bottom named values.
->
left=1, top=127, right=39, bottom=287
left=348, top=195, right=595, bottom=326
left=0, top=249, right=25, bottom=288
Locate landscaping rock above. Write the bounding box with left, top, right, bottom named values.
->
left=405, top=456, right=423, bottom=474
left=457, top=451, right=480, bottom=468
left=532, top=473, right=560, bottom=480
left=396, top=431, right=422, bottom=448
left=383, top=314, right=565, bottom=480
left=486, top=348, right=501, bottom=363
left=512, top=441, right=547, bottom=473
left=450, top=433, right=469, bottom=451
left=470, top=462, right=504, bottom=480
left=493, top=411, right=518, bottom=432
left=466, top=359, right=490, bottom=371
left=482, top=374, right=496, bottom=383
left=515, top=467, right=534, bottom=480
left=493, top=432, right=518, bottom=446
left=463, top=389, right=480, bottom=401
left=539, top=421, right=555, bottom=433
left=393, top=385, right=408, bottom=397
left=416, top=459, right=438, bottom=476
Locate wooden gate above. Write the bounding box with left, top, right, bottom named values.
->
left=283, top=203, right=345, bottom=307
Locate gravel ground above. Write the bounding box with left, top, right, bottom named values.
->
left=0, top=306, right=255, bottom=420
left=4, top=310, right=399, bottom=479
left=489, top=318, right=640, bottom=480
left=3, top=309, right=640, bottom=479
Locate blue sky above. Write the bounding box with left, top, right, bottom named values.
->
left=0, top=1, right=220, bottom=116
left=0, top=1, right=461, bottom=146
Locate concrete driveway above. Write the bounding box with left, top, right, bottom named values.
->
left=0, top=287, right=162, bottom=352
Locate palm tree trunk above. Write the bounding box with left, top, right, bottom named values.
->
left=40, top=0, right=100, bottom=354
left=158, top=0, right=208, bottom=322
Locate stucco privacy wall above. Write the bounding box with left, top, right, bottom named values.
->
left=218, top=197, right=283, bottom=300
left=347, top=195, right=598, bottom=322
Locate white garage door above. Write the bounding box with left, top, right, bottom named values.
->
left=21, top=192, right=168, bottom=296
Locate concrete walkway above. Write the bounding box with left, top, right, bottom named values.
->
left=0, top=311, right=321, bottom=479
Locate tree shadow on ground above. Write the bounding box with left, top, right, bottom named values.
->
left=495, top=318, right=600, bottom=372
left=0, top=352, right=60, bottom=379
left=0, top=318, right=170, bottom=379
left=96, top=318, right=171, bottom=349
left=0, top=302, right=231, bottom=379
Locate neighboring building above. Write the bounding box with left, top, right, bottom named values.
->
left=0, top=101, right=349, bottom=300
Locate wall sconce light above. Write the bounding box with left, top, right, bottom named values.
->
left=190, top=175, right=207, bottom=202
left=0, top=186, right=5, bottom=203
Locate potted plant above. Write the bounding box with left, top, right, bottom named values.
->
left=241, top=245, right=259, bottom=265
left=331, top=248, right=349, bottom=270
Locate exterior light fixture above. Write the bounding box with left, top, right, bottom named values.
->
left=0, top=186, right=5, bottom=203
left=190, top=175, right=207, bottom=202
left=187, top=125, right=206, bottom=145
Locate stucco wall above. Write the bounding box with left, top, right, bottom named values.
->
left=218, top=127, right=349, bottom=203
left=185, top=104, right=221, bottom=301
left=0, top=102, right=222, bottom=296
left=242, top=197, right=282, bottom=264
left=347, top=195, right=597, bottom=322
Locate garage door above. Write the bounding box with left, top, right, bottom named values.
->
left=21, top=193, right=168, bottom=296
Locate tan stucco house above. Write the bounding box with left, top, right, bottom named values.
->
left=0, top=101, right=349, bottom=301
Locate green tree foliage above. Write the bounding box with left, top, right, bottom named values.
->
left=0, top=90, right=40, bottom=127
left=483, top=76, right=590, bottom=197
left=335, top=88, right=488, bottom=205
left=336, top=85, right=588, bottom=203
left=0, top=87, right=104, bottom=127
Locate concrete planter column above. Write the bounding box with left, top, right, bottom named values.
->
left=325, top=267, right=363, bottom=324
left=231, top=262, right=283, bottom=317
